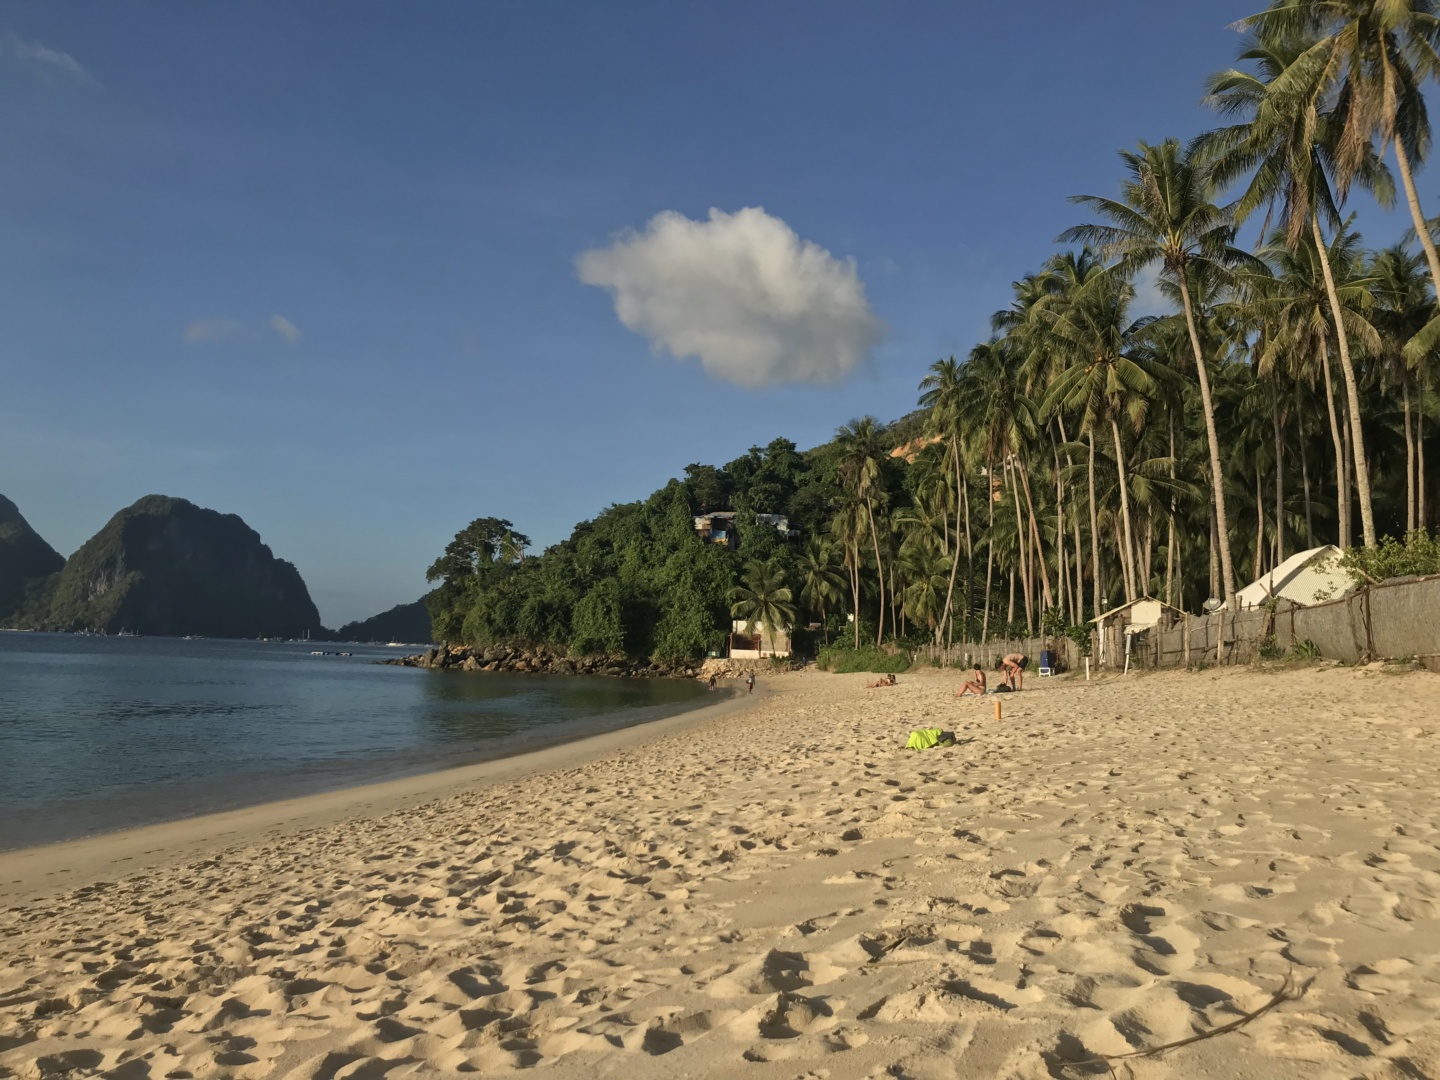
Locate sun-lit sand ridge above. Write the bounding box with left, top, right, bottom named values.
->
left=3, top=665, right=1440, bottom=1079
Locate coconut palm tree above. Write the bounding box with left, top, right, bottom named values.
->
left=729, top=559, right=797, bottom=653
left=1240, top=222, right=1380, bottom=548
left=1039, top=269, right=1177, bottom=603
left=1061, top=138, right=1256, bottom=608
left=1245, top=1, right=1440, bottom=294
left=918, top=357, right=970, bottom=645
left=796, top=537, right=845, bottom=644
left=835, top=417, right=891, bottom=646
left=1200, top=24, right=1395, bottom=546
left=1370, top=243, right=1434, bottom=530
left=829, top=493, right=868, bottom=648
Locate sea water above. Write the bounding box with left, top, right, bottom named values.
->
left=0, top=633, right=710, bottom=849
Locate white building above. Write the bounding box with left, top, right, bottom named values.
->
left=1226, top=545, right=1355, bottom=610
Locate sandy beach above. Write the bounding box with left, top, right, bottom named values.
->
left=3, top=664, right=1440, bottom=1079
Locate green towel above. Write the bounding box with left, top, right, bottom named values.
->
left=905, top=728, right=955, bottom=750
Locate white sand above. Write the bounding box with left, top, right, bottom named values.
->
left=3, top=664, right=1439, bottom=1079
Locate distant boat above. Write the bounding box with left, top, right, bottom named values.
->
left=117, top=629, right=140, bottom=638
left=385, top=642, right=407, bottom=647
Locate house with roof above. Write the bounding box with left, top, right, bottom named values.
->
left=1224, top=545, right=1355, bottom=610
left=694, top=511, right=800, bottom=549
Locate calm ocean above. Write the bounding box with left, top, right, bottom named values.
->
left=0, top=633, right=710, bottom=850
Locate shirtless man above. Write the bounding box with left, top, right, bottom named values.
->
left=955, top=665, right=986, bottom=697
left=999, top=653, right=1027, bottom=691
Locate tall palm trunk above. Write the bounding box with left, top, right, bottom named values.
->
left=1404, top=378, right=1416, bottom=533
left=1007, top=459, right=1033, bottom=632
left=1391, top=135, right=1440, bottom=307
left=962, top=473, right=973, bottom=640
left=1166, top=415, right=1178, bottom=607
left=981, top=456, right=996, bottom=643
left=1342, top=393, right=1355, bottom=550
left=1087, top=432, right=1101, bottom=616
left=1177, top=272, right=1237, bottom=607
left=1319, top=338, right=1349, bottom=549
left=939, top=436, right=964, bottom=647
left=864, top=497, right=885, bottom=647
left=1053, top=439, right=1067, bottom=619
left=1056, top=415, right=1084, bottom=623
left=1110, top=418, right=1138, bottom=602
left=848, top=546, right=861, bottom=649
left=1420, top=380, right=1428, bottom=529
left=1017, top=459, right=1054, bottom=609
left=1298, top=383, right=1314, bottom=547
left=1209, top=500, right=1220, bottom=602
left=1272, top=386, right=1285, bottom=565
left=1311, top=211, right=1377, bottom=547
left=1254, top=461, right=1266, bottom=581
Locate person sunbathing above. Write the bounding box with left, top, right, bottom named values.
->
left=999, top=653, right=1027, bottom=691
left=865, top=673, right=898, bottom=688
left=955, top=666, right=986, bottom=697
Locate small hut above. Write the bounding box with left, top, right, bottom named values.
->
left=1089, top=597, right=1184, bottom=668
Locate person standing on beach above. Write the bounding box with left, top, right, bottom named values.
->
left=999, top=653, right=1026, bottom=691
left=746, top=672, right=755, bottom=694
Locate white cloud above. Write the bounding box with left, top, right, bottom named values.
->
left=183, top=315, right=302, bottom=345
left=183, top=318, right=242, bottom=343
left=576, top=206, right=883, bottom=389
left=268, top=314, right=301, bottom=343
left=1, top=32, right=96, bottom=85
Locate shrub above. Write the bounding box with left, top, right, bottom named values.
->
left=816, top=643, right=911, bottom=674
left=1064, top=624, right=1093, bottom=657
left=1339, top=529, right=1440, bottom=583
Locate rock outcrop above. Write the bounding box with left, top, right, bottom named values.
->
left=35, top=495, right=322, bottom=638
left=383, top=642, right=700, bottom=679
left=0, top=495, right=65, bottom=623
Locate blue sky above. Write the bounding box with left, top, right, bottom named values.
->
left=0, top=2, right=1419, bottom=625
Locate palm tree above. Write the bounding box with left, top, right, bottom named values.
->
left=729, top=559, right=797, bottom=653
left=835, top=417, right=890, bottom=646
left=1200, top=24, right=1394, bottom=547
left=918, top=357, right=969, bottom=645
left=1370, top=243, right=1433, bottom=530
left=1061, top=138, right=1254, bottom=608
left=1241, top=222, right=1380, bottom=549
left=830, top=494, right=867, bottom=648
left=796, top=537, right=845, bottom=644
left=1247, top=0, right=1440, bottom=294
left=1039, top=269, right=1176, bottom=603
left=900, top=545, right=950, bottom=641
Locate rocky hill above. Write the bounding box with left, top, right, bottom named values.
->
left=35, top=495, right=322, bottom=638
left=0, top=495, right=65, bottom=623
left=332, top=598, right=432, bottom=643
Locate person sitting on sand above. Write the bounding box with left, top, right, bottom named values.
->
left=955, top=666, right=986, bottom=697
left=999, top=653, right=1027, bottom=691
left=865, top=673, right=898, bottom=688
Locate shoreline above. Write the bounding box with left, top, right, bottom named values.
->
left=0, top=683, right=756, bottom=905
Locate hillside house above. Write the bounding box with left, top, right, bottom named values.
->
left=693, top=512, right=739, bottom=549
left=694, top=511, right=800, bottom=549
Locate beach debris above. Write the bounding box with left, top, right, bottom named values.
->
left=1049, top=969, right=1306, bottom=1076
